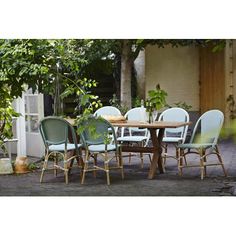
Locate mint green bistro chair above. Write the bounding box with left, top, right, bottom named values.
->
left=79, top=116, right=124, bottom=185
left=177, top=109, right=227, bottom=180
left=39, top=116, right=83, bottom=184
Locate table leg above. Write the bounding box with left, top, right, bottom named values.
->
left=148, top=128, right=165, bottom=179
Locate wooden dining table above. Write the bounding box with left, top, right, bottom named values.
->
left=110, top=120, right=191, bottom=179
left=66, top=118, right=190, bottom=180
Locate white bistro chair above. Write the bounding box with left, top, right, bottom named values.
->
left=94, top=106, right=121, bottom=117
left=158, top=107, right=189, bottom=168
left=94, top=106, right=122, bottom=136
left=117, top=107, right=150, bottom=168
left=177, top=109, right=227, bottom=180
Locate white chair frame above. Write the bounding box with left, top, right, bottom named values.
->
left=117, top=107, right=150, bottom=168
left=157, top=107, right=190, bottom=168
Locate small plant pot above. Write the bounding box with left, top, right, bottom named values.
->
left=0, top=158, right=14, bottom=174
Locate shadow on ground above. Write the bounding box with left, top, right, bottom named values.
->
left=0, top=139, right=236, bottom=196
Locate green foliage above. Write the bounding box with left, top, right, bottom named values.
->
left=0, top=86, right=20, bottom=154
left=168, top=101, right=193, bottom=111
left=109, top=94, right=128, bottom=115
left=0, top=39, right=104, bottom=116
left=221, top=95, right=236, bottom=142
left=0, top=39, right=54, bottom=97
left=0, top=39, right=105, bottom=152
left=115, top=39, right=226, bottom=62
left=27, top=162, right=39, bottom=171
left=144, top=84, right=168, bottom=123
left=227, top=95, right=236, bottom=119
left=61, top=77, right=102, bottom=116
left=132, top=96, right=142, bottom=107
left=221, top=119, right=236, bottom=142
left=147, top=84, right=168, bottom=111
left=76, top=115, right=111, bottom=145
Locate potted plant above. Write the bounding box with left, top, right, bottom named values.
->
left=146, top=84, right=168, bottom=123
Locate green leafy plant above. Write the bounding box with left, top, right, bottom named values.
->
left=27, top=162, right=39, bottom=171
left=222, top=95, right=236, bottom=142
left=0, top=86, right=20, bottom=155
left=147, top=84, right=168, bottom=111
left=109, top=94, right=128, bottom=115
left=61, top=77, right=102, bottom=116
left=227, top=95, right=236, bottom=119
left=132, top=96, right=142, bottom=107
left=170, top=101, right=192, bottom=111
left=145, top=84, right=168, bottom=123
left=76, top=115, right=111, bottom=144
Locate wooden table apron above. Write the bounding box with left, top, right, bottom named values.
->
left=111, top=121, right=190, bottom=179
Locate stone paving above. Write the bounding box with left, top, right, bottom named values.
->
left=0, top=138, right=236, bottom=196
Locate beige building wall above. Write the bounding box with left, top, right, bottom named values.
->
left=145, top=45, right=200, bottom=111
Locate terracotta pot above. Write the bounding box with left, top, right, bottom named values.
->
left=14, top=156, right=29, bottom=174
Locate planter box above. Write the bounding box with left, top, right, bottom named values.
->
left=0, top=158, right=13, bottom=174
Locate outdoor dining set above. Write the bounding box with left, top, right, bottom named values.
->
left=39, top=106, right=227, bottom=185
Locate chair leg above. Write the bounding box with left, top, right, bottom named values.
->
left=183, top=156, right=187, bottom=166
left=78, top=149, right=84, bottom=180
left=164, top=143, right=168, bottom=165
left=177, top=148, right=183, bottom=176
left=199, top=149, right=207, bottom=177
left=81, top=152, right=89, bottom=184
left=64, top=169, right=69, bottom=184
left=64, top=154, right=69, bottom=184
left=140, top=141, right=144, bottom=168
left=200, top=160, right=204, bottom=180
left=199, top=149, right=205, bottom=180
left=178, top=147, right=187, bottom=166
left=40, top=152, right=49, bottom=183
left=140, top=153, right=144, bottom=168
left=104, top=152, right=110, bottom=185
left=54, top=154, right=58, bottom=177
left=93, top=154, right=97, bottom=178
left=176, top=147, right=179, bottom=171
left=69, top=158, right=74, bottom=174
left=215, top=146, right=227, bottom=177
left=128, top=152, right=132, bottom=164
left=118, top=148, right=124, bottom=179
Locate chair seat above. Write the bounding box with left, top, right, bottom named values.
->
left=49, top=143, right=83, bottom=151
left=162, top=137, right=183, bottom=143
left=88, top=144, right=118, bottom=153
left=117, top=136, right=147, bottom=143
left=178, top=143, right=213, bottom=149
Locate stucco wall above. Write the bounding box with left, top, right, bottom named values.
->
left=145, top=45, right=199, bottom=111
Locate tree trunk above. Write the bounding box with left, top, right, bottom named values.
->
left=120, top=40, right=133, bottom=109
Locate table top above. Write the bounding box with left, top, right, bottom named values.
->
left=110, top=120, right=191, bottom=129
left=65, top=118, right=190, bottom=129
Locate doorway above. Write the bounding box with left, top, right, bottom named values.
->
left=24, top=89, right=44, bottom=157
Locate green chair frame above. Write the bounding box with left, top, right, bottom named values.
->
left=39, top=116, right=83, bottom=184
left=79, top=116, right=124, bottom=185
